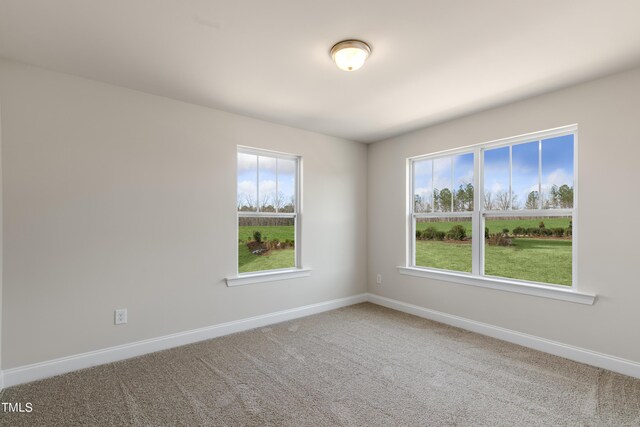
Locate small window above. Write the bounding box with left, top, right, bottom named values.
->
left=237, top=147, right=300, bottom=274
left=409, top=126, right=576, bottom=288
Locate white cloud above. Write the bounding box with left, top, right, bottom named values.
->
left=259, top=156, right=277, bottom=174
left=489, top=182, right=504, bottom=194
left=237, top=153, right=257, bottom=173
left=237, top=153, right=297, bottom=178
left=278, top=158, right=296, bottom=174
left=455, top=169, right=474, bottom=187
left=542, top=168, right=572, bottom=192
left=414, top=187, right=433, bottom=199
left=238, top=178, right=284, bottom=207
left=433, top=170, right=450, bottom=190
left=512, top=162, right=537, bottom=174
left=259, top=179, right=277, bottom=195
left=414, top=160, right=431, bottom=175
left=237, top=180, right=256, bottom=196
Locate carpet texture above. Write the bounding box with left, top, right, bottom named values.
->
left=1, top=303, right=639, bottom=426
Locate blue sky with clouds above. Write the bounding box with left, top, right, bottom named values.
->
left=484, top=134, right=574, bottom=209
left=483, top=146, right=509, bottom=196
left=414, top=152, right=474, bottom=212
left=237, top=153, right=296, bottom=209
left=542, top=135, right=574, bottom=195
left=511, top=141, right=539, bottom=207
left=415, top=134, right=573, bottom=211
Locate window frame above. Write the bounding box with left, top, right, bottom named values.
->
left=405, top=125, right=589, bottom=301
left=235, top=146, right=303, bottom=277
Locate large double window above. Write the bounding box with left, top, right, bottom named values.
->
left=409, top=126, right=576, bottom=288
left=237, top=147, right=300, bottom=274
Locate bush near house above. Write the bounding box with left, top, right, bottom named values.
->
left=446, top=225, right=467, bottom=241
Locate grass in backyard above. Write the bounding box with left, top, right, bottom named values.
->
left=238, top=220, right=572, bottom=283
left=415, top=240, right=473, bottom=273
left=238, top=225, right=295, bottom=242
left=238, top=225, right=295, bottom=273
left=415, top=238, right=572, bottom=285
left=485, top=238, right=572, bottom=285
left=238, top=244, right=294, bottom=273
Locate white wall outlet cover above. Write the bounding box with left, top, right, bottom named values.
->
left=115, top=309, right=127, bottom=325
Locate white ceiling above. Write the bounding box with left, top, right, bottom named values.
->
left=1, top=1, right=640, bottom=143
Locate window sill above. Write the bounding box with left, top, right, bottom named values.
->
left=225, top=268, right=311, bottom=287
left=397, top=266, right=596, bottom=305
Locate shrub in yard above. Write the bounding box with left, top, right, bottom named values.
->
left=528, top=227, right=541, bottom=236
left=485, top=227, right=489, bottom=238
left=446, top=225, right=467, bottom=241
left=512, top=226, right=526, bottom=236
left=253, top=230, right=262, bottom=243
left=415, top=229, right=422, bottom=239
left=502, top=228, right=509, bottom=235
left=552, top=228, right=565, bottom=237
left=435, top=231, right=446, bottom=241
left=540, top=228, right=553, bottom=237
left=487, top=233, right=512, bottom=246
left=565, top=228, right=572, bottom=237
left=538, top=221, right=546, bottom=229
left=423, top=226, right=438, bottom=240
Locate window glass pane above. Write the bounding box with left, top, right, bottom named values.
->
left=277, top=158, right=296, bottom=213
left=433, top=157, right=453, bottom=212
left=415, top=217, right=472, bottom=273
left=453, top=153, right=474, bottom=211
left=238, top=217, right=295, bottom=273
left=484, top=216, right=572, bottom=286
left=483, top=146, right=510, bottom=210
left=258, top=156, right=277, bottom=212
left=413, top=159, right=433, bottom=213
left=237, top=153, right=257, bottom=211
left=542, top=135, right=574, bottom=209
left=512, top=141, right=540, bottom=210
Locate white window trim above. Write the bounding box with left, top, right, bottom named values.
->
left=226, top=268, right=312, bottom=287
left=227, top=146, right=309, bottom=286
left=406, top=124, right=593, bottom=303
left=396, top=267, right=594, bottom=305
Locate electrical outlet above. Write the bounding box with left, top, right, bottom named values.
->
left=115, top=308, right=127, bottom=325
left=376, top=274, right=382, bottom=285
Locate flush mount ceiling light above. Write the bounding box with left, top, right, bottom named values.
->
left=330, top=40, right=371, bottom=72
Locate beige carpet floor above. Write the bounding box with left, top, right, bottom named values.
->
left=1, top=303, right=639, bottom=426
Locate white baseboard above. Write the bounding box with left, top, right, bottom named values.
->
left=4, top=292, right=638, bottom=390
left=1, top=293, right=367, bottom=389
left=367, top=293, right=640, bottom=379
